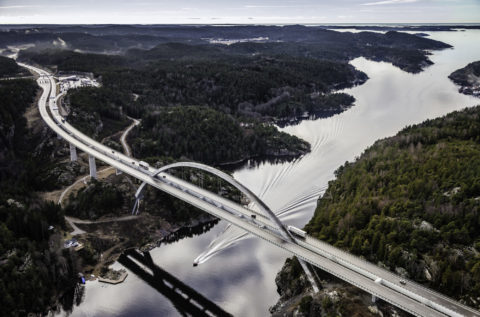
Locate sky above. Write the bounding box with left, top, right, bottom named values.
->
left=0, top=0, right=479, bottom=24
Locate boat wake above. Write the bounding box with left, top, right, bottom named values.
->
left=193, top=185, right=327, bottom=265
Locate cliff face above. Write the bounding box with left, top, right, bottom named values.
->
left=273, top=105, right=480, bottom=315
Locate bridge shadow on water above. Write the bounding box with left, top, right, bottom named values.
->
left=160, top=219, right=219, bottom=245
left=118, top=249, right=232, bottom=317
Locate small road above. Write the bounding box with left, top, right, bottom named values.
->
left=65, top=215, right=139, bottom=236
left=59, top=112, right=139, bottom=235
left=121, top=116, right=140, bottom=157
left=58, top=167, right=115, bottom=206
left=66, top=215, right=139, bottom=225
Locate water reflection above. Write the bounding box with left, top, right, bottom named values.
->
left=161, top=220, right=219, bottom=245
left=58, top=284, right=85, bottom=316
left=118, top=249, right=232, bottom=317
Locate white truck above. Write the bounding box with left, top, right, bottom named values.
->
left=139, top=161, right=150, bottom=170
left=287, top=225, right=307, bottom=238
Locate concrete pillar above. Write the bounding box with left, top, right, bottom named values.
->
left=116, top=169, right=122, bottom=175
left=88, top=154, right=97, bottom=179
left=69, top=143, right=77, bottom=161
left=299, top=260, right=320, bottom=293
left=372, top=295, right=377, bottom=303
left=132, top=182, right=146, bottom=215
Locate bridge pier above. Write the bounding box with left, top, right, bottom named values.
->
left=116, top=169, right=122, bottom=175
left=132, top=182, right=147, bottom=215
left=69, top=143, right=77, bottom=161
left=372, top=295, right=377, bottom=303
left=299, top=260, right=320, bottom=293
left=88, top=154, right=97, bottom=179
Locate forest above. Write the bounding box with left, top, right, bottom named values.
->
left=129, top=106, right=309, bottom=165
left=302, top=105, right=480, bottom=305
left=0, top=78, right=80, bottom=316
left=20, top=47, right=365, bottom=118
left=18, top=45, right=367, bottom=165
left=8, top=25, right=451, bottom=73
left=0, top=56, right=28, bottom=77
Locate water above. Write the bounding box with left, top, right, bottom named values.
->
left=64, top=30, right=480, bottom=317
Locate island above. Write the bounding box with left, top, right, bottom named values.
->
left=449, top=61, right=480, bottom=97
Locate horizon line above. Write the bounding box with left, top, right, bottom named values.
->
left=1, top=22, right=480, bottom=26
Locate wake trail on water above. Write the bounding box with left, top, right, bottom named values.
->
left=258, top=157, right=299, bottom=199
left=195, top=114, right=347, bottom=265
left=194, top=185, right=327, bottom=265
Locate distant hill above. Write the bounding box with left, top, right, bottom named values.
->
left=8, top=25, right=451, bottom=73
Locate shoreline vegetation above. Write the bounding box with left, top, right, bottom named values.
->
left=0, top=25, right=457, bottom=316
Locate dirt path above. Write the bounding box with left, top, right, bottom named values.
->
left=120, top=116, right=140, bottom=157
left=65, top=214, right=139, bottom=236
left=66, top=215, right=139, bottom=225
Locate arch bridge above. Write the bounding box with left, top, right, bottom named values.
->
left=25, top=62, right=480, bottom=317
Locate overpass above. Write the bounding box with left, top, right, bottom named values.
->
left=22, top=62, right=480, bottom=317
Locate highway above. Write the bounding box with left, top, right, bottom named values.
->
left=22, top=62, right=480, bottom=317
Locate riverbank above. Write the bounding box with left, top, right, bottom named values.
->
left=62, top=212, right=218, bottom=283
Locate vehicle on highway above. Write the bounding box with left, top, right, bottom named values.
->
left=251, top=214, right=256, bottom=219
left=400, top=279, right=406, bottom=285
left=139, top=161, right=150, bottom=170
left=287, top=225, right=307, bottom=238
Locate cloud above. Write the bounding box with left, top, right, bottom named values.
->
left=362, top=0, right=419, bottom=5
left=0, top=4, right=74, bottom=10
left=0, top=5, right=42, bottom=9
left=244, top=5, right=316, bottom=8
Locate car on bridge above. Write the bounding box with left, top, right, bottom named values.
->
left=287, top=225, right=307, bottom=238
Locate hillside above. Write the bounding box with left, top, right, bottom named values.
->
left=0, top=56, right=29, bottom=77
left=129, top=106, right=310, bottom=165
left=273, top=105, right=480, bottom=315
left=0, top=78, right=81, bottom=316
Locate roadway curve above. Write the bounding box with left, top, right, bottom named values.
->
left=120, top=116, right=140, bottom=157
left=22, top=62, right=480, bottom=317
